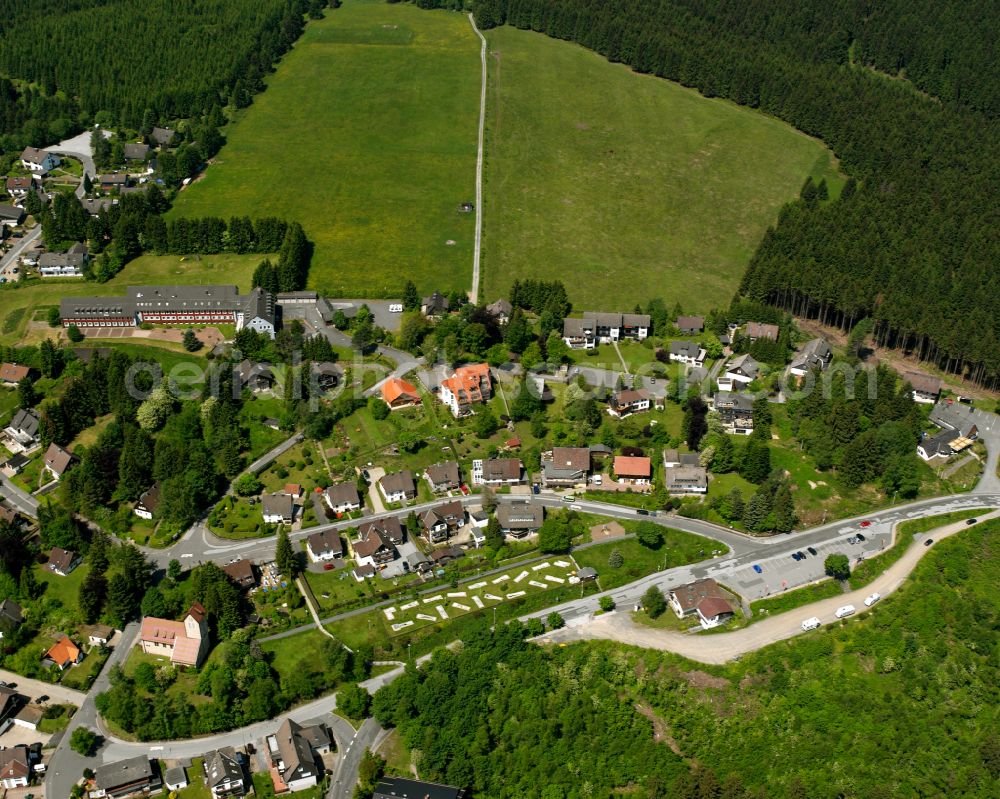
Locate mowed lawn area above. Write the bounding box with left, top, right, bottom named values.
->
left=0, top=253, right=264, bottom=345
left=481, top=26, right=842, bottom=311
left=170, top=0, right=480, bottom=298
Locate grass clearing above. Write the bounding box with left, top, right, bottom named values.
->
left=482, top=26, right=840, bottom=310
left=170, top=0, right=479, bottom=298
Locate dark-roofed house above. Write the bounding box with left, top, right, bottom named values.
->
left=789, top=338, right=833, bottom=377
left=917, top=429, right=961, bottom=461
left=0, top=685, right=20, bottom=724
left=480, top=457, right=523, bottom=486
left=262, top=493, right=295, bottom=525
left=134, top=483, right=161, bottom=520
left=373, top=777, right=467, bottom=799
left=352, top=526, right=398, bottom=569
left=696, top=596, right=735, bottom=629
left=39, top=250, right=87, bottom=277
left=608, top=389, right=650, bottom=419
left=235, top=360, right=275, bottom=393
left=1, top=453, right=29, bottom=477
left=20, top=147, right=60, bottom=174
left=713, top=391, right=755, bottom=435
left=151, top=127, right=176, bottom=147
left=379, top=470, right=416, bottom=503
left=486, top=298, right=512, bottom=324
left=123, top=143, right=151, bottom=161
left=0, top=204, right=26, bottom=227
left=46, top=546, right=80, bottom=576
left=93, top=755, right=160, bottom=798
left=929, top=401, right=979, bottom=439
left=310, top=361, right=342, bottom=391
left=0, top=363, right=31, bottom=384
left=4, top=408, right=40, bottom=450
left=745, top=321, right=779, bottom=342
left=718, top=354, right=759, bottom=391
left=421, top=292, right=449, bottom=317
left=669, top=578, right=727, bottom=617
left=99, top=172, right=129, bottom=192
left=0, top=600, right=23, bottom=639
left=5, top=176, right=38, bottom=198
left=268, top=718, right=328, bottom=792
left=665, top=465, right=708, bottom=495
left=669, top=341, right=706, bottom=367
left=424, top=461, right=461, bottom=493
left=496, top=500, right=544, bottom=538
left=541, top=447, right=590, bottom=488
left=0, top=745, right=31, bottom=789
left=164, top=766, right=188, bottom=793
left=357, top=516, right=404, bottom=545
left=83, top=624, right=115, bottom=645
left=904, top=372, right=943, bottom=404
left=203, top=747, right=248, bottom=797
left=222, top=559, right=257, bottom=590
left=675, top=315, right=704, bottom=334
left=306, top=529, right=343, bottom=562
left=82, top=197, right=114, bottom=216
left=420, top=500, right=466, bottom=544
left=324, top=483, right=361, bottom=514
left=44, top=442, right=75, bottom=481
left=237, top=286, right=276, bottom=339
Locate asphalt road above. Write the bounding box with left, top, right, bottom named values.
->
left=0, top=473, right=40, bottom=517
left=0, top=668, right=86, bottom=706
left=0, top=225, right=42, bottom=276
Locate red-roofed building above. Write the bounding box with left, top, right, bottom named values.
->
left=439, top=363, right=492, bottom=417
left=0, top=363, right=31, bottom=385
left=380, top=377, right=420, bottom=410
left=139, top=604, right=208, bottom=667
left=614, top=455, right=652, bottom=485
left=44, top=636, right=82, bottom=670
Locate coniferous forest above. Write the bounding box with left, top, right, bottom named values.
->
left=472, top=0, right=1000, bottom=387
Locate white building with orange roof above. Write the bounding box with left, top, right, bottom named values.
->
left=380, top=377, right=421, bottom=410
left=439, top=363, right=492, bottom=417
left=139, top=603, right=209, bottom=667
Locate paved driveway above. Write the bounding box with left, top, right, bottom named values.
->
left=0, top=668, right=85, bottom=706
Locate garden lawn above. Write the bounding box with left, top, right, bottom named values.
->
left=0, top=253, right=266, bottom=345
left=482, top=25, right=841, bottom=310
left=171, top=759, right=211, bottom=799
left=170, top=0, right=480, bottom=298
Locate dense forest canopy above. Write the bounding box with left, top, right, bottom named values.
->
left=471, top=0, right=1000, bottom=387
left=0, top=0, right=323, bottom=152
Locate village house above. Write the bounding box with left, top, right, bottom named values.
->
left=439, top=363, right=492, bottom=417
left=917, top=402, right=980, bottom=460
left=713, top=391, right=755, bottom=435
left=139, top=603, right=209, bottom=667
left=39, top=249, right=87, bottom=277
left=238, top=287, right=277, bottom=339
left=164, top=767, right=188, bottom=793
left=420, top=500, right=465, bottom=544
left=267, top=718, right=331, bottom=793
left=373, top=778, right=467, bottom=799
left=745, top=321, right=779, bottom=342
left=43, top=635, right=83, bottom=670
left=479, top=457, right=524, bottom=486
left=306, top=529, right=343, bottom=563
left=82, top=197, right=114, bottom=216
left=358, top=516, right=405, bottom=545
left=99, top=173, right=129, bottom=192
left=0, top=363, right=32, bottom=385
left=0, top=745, right=31, bottom=789
left=496, top=500, right=544, bottom=538
left=664, top=465, right=708, bottom=495
left=0, top=204, right=26, bottom=227
left=0, top=453, right=28, bottom=477
left=203, top=747, right=248, bottom=798
left=789, top=338, right=833, bottom=377
left=421, top=291, right=449, bottom=317
left=235, top=360, right=275, bottom=393
left=675, top=315, right=704, bottom=334
left=380, top=376, right=421, bottom=410
left=379, top=470, right=417, bottom=503
left=92, top=756, right=160, bottom=799
left=151, top=126, right=176, bottom=147
left=903, top=371, right=943, bottom=404
left=352, top=526, right=399, bottom=569
left=262, top=493, right=295, bottom=524
left=221, top=559, right=258, bottom=591
left=717, top=353, right=759, bottom=391
left=424, top=461, right=461, bottom=493
left=486, top=298, right=512, bottom=324
left=44, top=442, right=75, bottom=481
left=20, top=146, right=60, bottom=174
left=607, top=389, right=651, bottom=418
left=0, top=599, right=23, bottom=639
left=46, top=546, right=80, bottom=576
left=614, top=455, right=652, bottom=486
left=324, top=482, right=361, bottom=514
left=668, top=578, right=734, bottom=627
left=561, top=312, right=650, bottom=349
left=5, top=176, right=38, bottom=198
left=134, top=483, right=161, bottom=520
left=4, top=408, right=41, bottom=451
left=123, top=142, right=151, bottom=161
left=310, top=361, right=341, bottom=391
left=541, top=447, right=591, bottom=488
left=13, top=705, right=43, bottom=731
left=82, top=624, right=115, bottom=646
left=669, top=341, right=706, bottom=367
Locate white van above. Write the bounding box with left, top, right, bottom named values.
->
left=864, top=592, right=881, bottom=607
left=389, top=303, right=403, bottom=313
left=835, top=604, right=856, bottom=619
left=801, top=617, right=821, bottom=631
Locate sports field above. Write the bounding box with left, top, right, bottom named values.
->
left=481, top=27, right=841, bottom=311
left=170, top=0, right=480, bottom=298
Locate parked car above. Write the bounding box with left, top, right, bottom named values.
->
left=388, top=303, right=403, bottom=313
left=864, top=592, right=881, bottom=607
left=801, top=617, right=821, bottom=631
left=752, top=564, right=763, bottom=574
left=966, top=518, right=978, bottom=525
left=563, top=495, right=576, bottom=503
left=791, top=552, right=803, bottom=561
left=847, top=536, right=859, bottom=545
left=807, top=546, right=818, bottom=556
left=856, top=533, right=866, bottom=541
left=592, top=475, right=602, bottom=485
left=636, top=509, right=650, bottom=516
left=859, top=520, right=872, bottom=528
left=835, top=604, right=856, bottom=619
left=924, top=538, right=934, bottom=546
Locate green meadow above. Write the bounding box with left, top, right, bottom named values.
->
left=480, top=26, right=842, bottom=311
left=170, top=0, right=480, bottom=298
